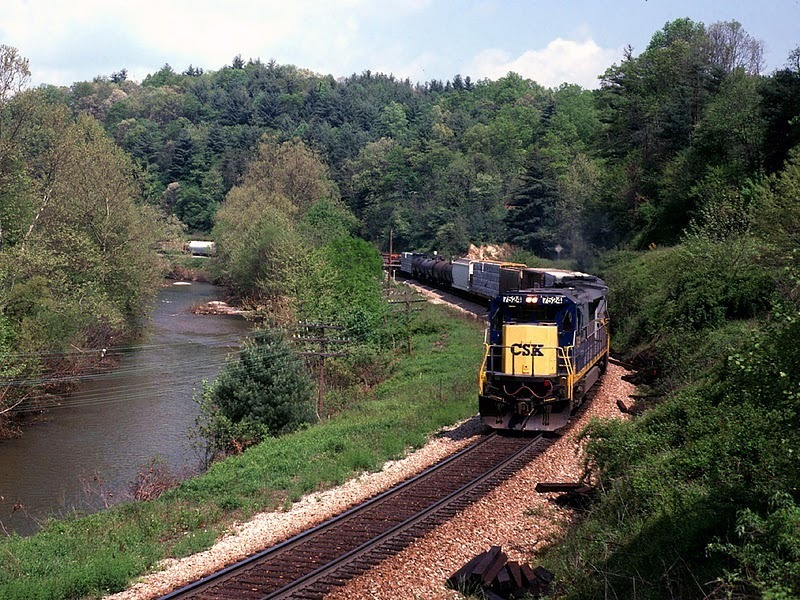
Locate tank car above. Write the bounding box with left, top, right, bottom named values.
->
left=478, top=268, right=609, bottom=432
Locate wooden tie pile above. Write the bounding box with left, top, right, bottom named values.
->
left=447, top=545, right=553, bottom=599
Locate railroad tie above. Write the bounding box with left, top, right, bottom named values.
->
left=447, top=545, right=553, bottom=599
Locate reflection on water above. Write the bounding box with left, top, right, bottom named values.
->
left=0, top=282, right=250, bottom=536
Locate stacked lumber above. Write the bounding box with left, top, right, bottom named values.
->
left=446, top=546, right=552, bottom=598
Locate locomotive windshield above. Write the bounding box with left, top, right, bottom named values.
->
left=502, top=304, right=561, bottom=323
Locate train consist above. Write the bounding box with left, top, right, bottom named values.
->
left=399, top=253, right=609, bottom=432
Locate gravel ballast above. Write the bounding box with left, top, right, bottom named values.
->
left=327, top=363, right=634, bottom=600
left=106, top=419, right=487, bottom=600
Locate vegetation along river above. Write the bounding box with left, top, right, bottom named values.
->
left=0, top=282, right=250, bottom=536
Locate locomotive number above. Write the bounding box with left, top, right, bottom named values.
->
left=540, top=296, right=563, bottom=304
left=502, top=295, right=524, bottom=304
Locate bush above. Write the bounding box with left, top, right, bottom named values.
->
left=600, top=236, right=774, bottom=388
left=210, top=328, right=315, bottom=440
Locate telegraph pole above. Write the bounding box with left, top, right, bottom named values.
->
left=292, top=323, right=348, bottom=418
left=387, top=288, right=425, bottom=355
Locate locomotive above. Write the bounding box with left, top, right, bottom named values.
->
left=399, top=253, right=609, bottom=432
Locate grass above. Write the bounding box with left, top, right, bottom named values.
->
left=0, top=302, right=485, bottom=600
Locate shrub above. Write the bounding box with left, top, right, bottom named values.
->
left=211, top=328, right=315, bottom=438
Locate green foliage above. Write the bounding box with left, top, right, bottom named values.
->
left=708, top=493, right=800, bottom=596
left=751, top=146, right=800, bottom=256
left=566, top=283, right=800, bottom=595
left=545, top=160, right=800, bottom=596
left=297, top=197, right=359, bottom=247
left=213, top=135, right=337, bottom=300
left=504, top=151, right=559, bottom=256
left=214, top=202, right=299, bottom=299
left=601, top=237, right=773, bottom=384
left=0, top=73, right=165, bottom=423
left=210, top=328, right=315, bottom=439
left=306, top=236, right=385, bottom=338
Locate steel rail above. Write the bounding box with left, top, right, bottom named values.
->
left=159, top=431, right=547, bottom=600
left=265, top=434, right=548, bottom=599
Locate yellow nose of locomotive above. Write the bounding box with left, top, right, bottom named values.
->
left=502, top=324, right=559, bottom=377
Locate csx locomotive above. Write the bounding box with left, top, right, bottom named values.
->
left=399, top=254, right=609, bottom=432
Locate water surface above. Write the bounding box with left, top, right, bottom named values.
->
left=0, top=282, right=250, bottom=536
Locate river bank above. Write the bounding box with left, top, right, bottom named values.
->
left=0, top=281, right=250, bottom=537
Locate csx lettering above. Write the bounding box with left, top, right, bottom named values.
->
left=510, top=343, right=544, bottom=357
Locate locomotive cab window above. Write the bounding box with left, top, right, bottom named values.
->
left=562, top=310, right=574, bottom=332
left=503, top=305, right=560, bottom=324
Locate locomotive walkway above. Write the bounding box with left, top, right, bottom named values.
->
left=159, top=432, right=552, bottom=599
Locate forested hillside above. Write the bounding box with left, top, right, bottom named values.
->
left=1, top=15, right=800, bottom=597
left=55, top=19, right=797, bottom=263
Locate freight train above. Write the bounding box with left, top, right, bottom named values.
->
left=399, top=253, right=609, bottom=432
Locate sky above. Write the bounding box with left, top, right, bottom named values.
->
left=2, top=0, right=799, bottom=90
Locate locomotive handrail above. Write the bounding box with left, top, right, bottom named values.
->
left=481, top=343, right=574, bottom=377
left=482, top=319, right=607, bottom=379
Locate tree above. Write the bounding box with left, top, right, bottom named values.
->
left=706, top=20, right=764, bottom=76
left=142, top=64, right=182, bottom=88
left=504, top=152, right=558, bottom=256
left=0, top=98, right=164, bottom=427
left=0, top=45, right=33, bottom=252
left=759, top=47, right=800, bottom=171
left=211, top=328, right=315, bottom=437
left=0, top=44, right=30, bottom=108
left=244, top=135, right=338, bottom=217
left=379, top=101, right=409, bottom=141
left=595, top=18, right=724, bottom=244
left=556, top=153, right=600, bottom=263
left=110, top=69, right=128, bottom=83
left=692, top=70, right=766, bottom=179
left=213, top=136, right=336, bottom=300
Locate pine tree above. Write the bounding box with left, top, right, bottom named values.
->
left=212, top=328, right=315, bottom=437
left=503, top=152, right=558, bottom=256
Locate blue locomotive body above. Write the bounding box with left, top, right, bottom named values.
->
left=479, top=271, right=609, bottom=431
left=399, top=253, right=610, bottom=432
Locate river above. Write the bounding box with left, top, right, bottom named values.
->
left=0, top=282, right=251, bottom=536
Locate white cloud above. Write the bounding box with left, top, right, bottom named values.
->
left=470, top=37, right=621, bottom=89
left=2, top=0, right=417, bottom=85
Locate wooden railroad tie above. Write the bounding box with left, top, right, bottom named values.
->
left=446, top=545, right=553, bottom=598
left=616, top=398, right=634, bottom=413
left=534, top=482, right=592, bottom=494
left=535, top=481, right=595, bottom=511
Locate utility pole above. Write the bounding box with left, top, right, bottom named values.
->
left=292, top=323, right=348, bottom=419
left=384, top=228, right=398, bottom=293
left=387, top=228, right=393, bottom=290
left=387, top=288, right=425, bottom=355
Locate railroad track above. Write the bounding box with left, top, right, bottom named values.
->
left=160, top=432, right=553, bottom=600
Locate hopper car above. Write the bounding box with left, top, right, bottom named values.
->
left=399, top=253, right=609, bottom=432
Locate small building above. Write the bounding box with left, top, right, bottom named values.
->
left=186, top=240, right=215, bottom=257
